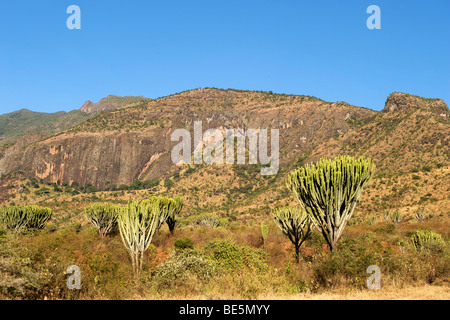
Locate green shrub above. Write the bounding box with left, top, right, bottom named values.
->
left=374, top=223, right=396, bottom=234
left=174, top=237, right=194, bottom=250
left=313, top=238, right=381, bottom=289
left=390, top=211, right=403, bottom=227
left=205, top=238, right=268, bottom=272
left=219, top=218, right=228, bottom=227
left=153, top=249, right=217, bottom=288
left=411, top=230, right=444, bottom=250
left=186, top=213, right=220, bottom=228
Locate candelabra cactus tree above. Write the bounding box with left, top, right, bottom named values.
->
left=0, top=205, right=52, bottom=230
left=390, top=211, right=403, bottom=228
left=260, top=223, right=269, bottom=249
left=273, top=206, right=312, bottom=262
left=84, top=203, right=120, bottom=237
left=145, top=196, right=183, bottom=234
left=287, top=155, right=375, bottom=252
left=166, top=196, right=183, bottom=234
left=118, top=200, right=166, bottom=278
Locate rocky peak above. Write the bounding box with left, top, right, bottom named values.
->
left=383, top=92, right=449, bottom=116
left=80, top=95, right=151, bottom=114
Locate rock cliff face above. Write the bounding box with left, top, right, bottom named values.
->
left=0, top=89, right=448, bottom=188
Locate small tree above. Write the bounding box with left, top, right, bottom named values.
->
left=272, top=206, right=312, bottom=262
left=414, top=208, right=427, bottom=223
left=117, top=200, right=168, bottom=278
left=390, top=211, right=403, bottom=228
left=287, top=155, right=375, bottom=252
left=367, top=216, right=377, bottom=226
left=84, top=203, right=120, bottom=237
left=260, top=223, right=269, bottom=249
left=383, top=211, right=390, bottom=222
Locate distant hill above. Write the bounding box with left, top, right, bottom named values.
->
left=80, top=95, right=152, bottom=114
left=0, top=88, right=448, bottom=221
left=0, top=95, right=152, bottom=146
left=1, top=87, right=448, bottom=189
left=0, top=109, right=91, bottom=145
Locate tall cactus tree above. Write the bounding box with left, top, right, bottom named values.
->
left=84, top=203, right=120, bottom=237
left=144, top=196, right=183, bottom=233
left=287, top=155, right=375, bottom=252
left=272, top=206, right=313, bottom=262
left=117, top=200, right=164, bottom=278
left=166, top=196, right=183, bottom=234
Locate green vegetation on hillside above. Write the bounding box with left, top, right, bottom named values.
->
left=0, top=109, right=92, bottom=145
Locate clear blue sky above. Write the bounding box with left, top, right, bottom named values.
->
left=0, top=0, right=449, bottom=115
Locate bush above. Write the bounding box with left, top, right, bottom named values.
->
left=411, top=230, right=444, bottom=250
left=205, top=238, right=268, bottom=272
left=153, top=249, right=217, bottom=288
left=186, top=213, right=220, bottom=228
left=313, top=238, right=381, bottom=289
left=174, top=237, right=194, bottom=251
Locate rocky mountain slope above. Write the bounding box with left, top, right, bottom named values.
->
left=0, top=88, right=448, bottom=190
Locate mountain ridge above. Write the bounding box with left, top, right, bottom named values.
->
left=0, top=88, right=448, bottom=191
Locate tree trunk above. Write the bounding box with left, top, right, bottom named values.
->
left=294, top=245, right=300, bottom=263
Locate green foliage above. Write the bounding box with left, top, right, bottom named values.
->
left=34, top=187, right=51, bottom=196
left=313, top=237, right=381, bottom=289
left=84, top=203, right=120, bottom=237
left=219, top=218, right=228, bottom=227
left=205, top=238, right=268, bottom=272
left=174, top=237, right=194, bottom=251
left=260, top=224, right=269, bottom=247
left=144, top=196, right=183, bottom=233
left=390, top=211, right=403, bottom=227
left=287, top=155, right=375, bottom=251
left=117, top=200, right=164, bottom=278
left=153, top=249, right=217, bottom=288
left=164, top=178, right=174, bottom=190
left=0, top=109, right=91, bottom=144
left=411, top=230, right=444, bottom=250
left=0, top=205, right=52, bottom=230
left=272, top=206, right=312, bottom=262
left=367, top=216, right=377, bottom=226
left=374, top=223, right=396, bottom=234
left=414, top=208, right=427, bottom=222
left=185, top=213, right=220, bottom=228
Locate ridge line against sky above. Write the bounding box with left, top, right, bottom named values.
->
left=0, top=0, right=449, bottom=114
left=0, top=87, right=446, bottom=117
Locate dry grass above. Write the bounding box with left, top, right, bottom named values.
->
left=281, top=284, right=450, bottom=300
left=152, top=283, right=450, bottom=300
